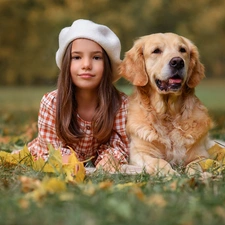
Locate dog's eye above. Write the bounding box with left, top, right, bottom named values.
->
left=152, top=48, right=162, bottom=54
left=180, top=47, right=186, bottom=53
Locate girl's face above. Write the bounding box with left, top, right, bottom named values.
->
left=70, top=39, right=104, bottom=91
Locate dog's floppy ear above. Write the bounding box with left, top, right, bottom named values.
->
left=184, top=37, right=205, bottom=88
left=119, top=38, right=148, bottom=86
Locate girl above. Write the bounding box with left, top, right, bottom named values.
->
left=28, top=19, right=129, bottom=172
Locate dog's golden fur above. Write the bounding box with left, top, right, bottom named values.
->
left=120, top=33, right=213, bottom=175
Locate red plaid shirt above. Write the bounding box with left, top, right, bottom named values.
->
left=28, top=90, right=129, bottom=166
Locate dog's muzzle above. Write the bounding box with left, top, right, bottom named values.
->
left=155, top=57, right=185, bottom=92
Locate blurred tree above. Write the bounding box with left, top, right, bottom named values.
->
left=0, top=0, right=224, bottom=85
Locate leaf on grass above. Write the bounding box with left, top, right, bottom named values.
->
left=32, top=146, right=62, bottom=173
left=21, top=176, right=67, bottom=204
left=32, top=157, right=55, bottom=173
left=115, top=182, right=145, bottom=190
left=32, top=145, right=86, bottom=183
left=48, top=144, right=63, bottom=168
left=199, top=159, right=220, bottom=171
left=215, top=206, right=225, bottom=220
left=98, top=180, right=114, bottom=190
left=19, top=198, right=30, bottom=209
left=19, top=175, right=75, bottom=207
left=0, top=145, right=86, bottom=183
left=0, top=145, right=31, bottom=165
left=41, top=176, right=66, bottom=194
left=62, top=147, right=86, bottom=183
left=58, top=192, right=75, bottom=201
left=208, top=144, right=225, bottom=163
left=146, top=194, right=167, bottom=207
left=20, top=176, right=41, bottom=193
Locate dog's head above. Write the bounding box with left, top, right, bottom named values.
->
left=119, top=33, right=205, bottom=94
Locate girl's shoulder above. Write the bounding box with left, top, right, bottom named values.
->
left=40, top=89, right=58, bottom=109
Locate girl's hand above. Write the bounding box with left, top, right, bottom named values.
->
left=62, top=154, right=70, bottom=164
left=96, top=154, right=121, bottom=173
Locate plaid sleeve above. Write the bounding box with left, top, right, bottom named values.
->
left=28, top=90, right=71, bottom=160
left=95, top=92, right=129, bottom=165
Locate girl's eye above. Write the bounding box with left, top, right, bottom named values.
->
left=71, top=56, right=81, bottom=60
left=93, top=56, right=102, bottom=60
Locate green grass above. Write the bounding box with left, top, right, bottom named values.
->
left=1, top=164, right=225, bottom=225
left=0, top=86, right=55, bottom=111
left=0, top=81, right=225, bottom=225
left=195, top=79, right=225, bottom=111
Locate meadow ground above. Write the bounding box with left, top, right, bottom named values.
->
left=0, top=79, right=225, bottom=225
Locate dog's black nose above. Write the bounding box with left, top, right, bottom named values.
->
left=169, top=57, right=184, bottom=69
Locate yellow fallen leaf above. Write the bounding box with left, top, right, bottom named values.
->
left=81, top=181, right=97, bottom=196
left=146, top=194, right=167, bottom=207
left=47, top=144, right=63, bottom=168
left=0, top=145, right=32, bottom=165
left=215, top=206, right=225, bottom=220
left=115, top=182, right=145, bottom=190
left=20, top=176, right=41, bottom=193
left=0, top=145, right=87, bottom=183
left=98, top=180, right=113, bottom=190
left=0, top=151, right=16, bottom=164
left=41, top=177, right=66, bottom=194
left=32, top=146, right=63, bottom=173
left=62, top=147, right=86, bottom=183
left=59, top=192, right=75, bottom=201
left=199, top=159, right=220, bottom=171
left=19, top=198, right=30, bottom=209
left=32, top=157, right=55, bottom=173
left=23, top=177, right=67, bottom=204
left=131, top=186, right=145, bottom=201
left=208, top=144, right=225, bottom=163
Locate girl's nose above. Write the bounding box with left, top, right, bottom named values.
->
left=82, top=57, right=92, bottom=70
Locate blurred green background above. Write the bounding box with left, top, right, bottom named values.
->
left=0, top=0, right=224, bottom=141
left=0, top=0, right=225, bottom=85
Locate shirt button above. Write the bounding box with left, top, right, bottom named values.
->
left=86, top=126, right=91, bottom=130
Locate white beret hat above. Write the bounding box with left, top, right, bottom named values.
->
left=56, top=19, right=121, bottom=81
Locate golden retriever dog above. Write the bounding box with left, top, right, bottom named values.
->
left=120, top=33, right=213, bottom=176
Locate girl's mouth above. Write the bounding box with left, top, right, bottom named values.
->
left=78, top=73, right=95, bottom=78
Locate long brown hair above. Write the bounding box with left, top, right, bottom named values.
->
left=55, top=42, right=121, bottom=147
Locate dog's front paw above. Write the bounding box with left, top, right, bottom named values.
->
left=185, top=161, right=203, bottom=176
left=145, top=160, right=179, bottom=177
